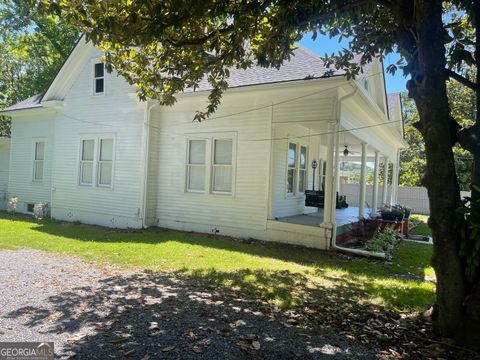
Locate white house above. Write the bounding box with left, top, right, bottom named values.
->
left=0, top=37, right=406, bottom=250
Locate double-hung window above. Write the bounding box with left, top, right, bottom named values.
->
left=212, top=139, right=233, bottom=193
left=187, top=140, right=206, bottom=192
left=79, top=137, right=114, bottom=188
left=286, top=142, right=309, bottom=195
left=80, top=139, right=95, bottom=185
left=33, top=140, right=45, bottom=181
left=93, top=62, right=105, bottom=95
left=287, top=143, right=297, bottom=194
left=298, top=146, right=307, bottom=193
left=186, top=137, right=234, bottom=195
left=98, top=138, right=113, bottom=187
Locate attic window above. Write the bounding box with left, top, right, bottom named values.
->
left=94, top=62, right=105, bottom=95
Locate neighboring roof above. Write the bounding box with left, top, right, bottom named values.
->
left=387, top=92, right=401, bottom=121
left=0, top=137, right=10, bottom=142
left=3, top=93, right=43, bottom=113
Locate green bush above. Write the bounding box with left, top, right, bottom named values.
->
left=365, top=228, right=398, bottom=258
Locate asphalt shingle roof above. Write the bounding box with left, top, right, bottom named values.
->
left=4, top=45, right=362, bottom=112
left=191, top=45, right=352, bottom=92
left=3, top=93, right=44, bottom=112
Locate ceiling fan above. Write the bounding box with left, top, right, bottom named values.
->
left=343, top=145, right=357, bottom=156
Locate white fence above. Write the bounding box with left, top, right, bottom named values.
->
left=340, top=184, right=471, bottom=215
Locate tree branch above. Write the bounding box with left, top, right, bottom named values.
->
left=445, top=68, right=479, bottom=92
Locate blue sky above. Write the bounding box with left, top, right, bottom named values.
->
left=299, top=35, right=407, bottom=94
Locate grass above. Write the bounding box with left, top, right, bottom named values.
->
left=410, top=215, right=432, bottom=237
left=0, top=212, right=435, bottom=313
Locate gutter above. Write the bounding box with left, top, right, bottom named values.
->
left=328, top=82, right=387, bottom=260
left=141, top=101, right=159, bottom=228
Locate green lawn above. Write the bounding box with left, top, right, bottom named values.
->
left=410, top=215, right=432, bottom=237
left=0, top=212, right=435, bottom=313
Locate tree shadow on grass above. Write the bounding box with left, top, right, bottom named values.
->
left=4, top=269, right=391, bottom=359
left=0, top=212, right=433, bottom=288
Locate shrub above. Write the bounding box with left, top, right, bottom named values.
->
left=365, top=228, right=399, bottom=259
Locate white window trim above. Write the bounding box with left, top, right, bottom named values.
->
left=211, top=138, right=234, bottom=195
left=285, top=141, right=309, bottom=197
left=92, top=59, right=105, bottom=96
left=185, top=139, right=208, bottom=194
left=32, top=138, right=45, bottom=183
left=185, top=133, right=237, bottom=197
left=286, top=142, right=297, bottom=196
left=78, top=135, right=115, bottom=189
left=298, top=145, right=308, bottom=194
left=97, top=137, right=115, bottom=188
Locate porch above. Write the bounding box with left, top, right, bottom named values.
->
left=274, top=207, right=372, bottom=238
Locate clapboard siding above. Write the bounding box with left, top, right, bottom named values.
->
left=8, top=114, right=54, bottom=213
left=270, top=123, right=328, bottom=219
left=0, top=140, right=10, bottom=210
left=146, top=93, right=271, bottom=236
left=50, top=46, right=147, bottom=228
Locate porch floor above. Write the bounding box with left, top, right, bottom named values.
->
left=275, top=207, right=372, bottom=236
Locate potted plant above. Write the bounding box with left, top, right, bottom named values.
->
left=379, top=204, right=405, bottom=222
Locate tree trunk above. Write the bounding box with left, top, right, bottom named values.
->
left=407, top=0, right=467, bottom=340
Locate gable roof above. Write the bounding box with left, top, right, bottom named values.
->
left=190, top=46, right=359, bottom=92
left=3, top=39, right=367, bottom=112
left=3, top=93, right=44, bottom=113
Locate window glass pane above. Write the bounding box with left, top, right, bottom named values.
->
left=35, top=142, right=45, bottom=160
left=299, top=170, right=306, bottom=193
left=99, top=162, right=112, bottom=186
left=288, top=143, right=296, bottom=167
left=214, top=139, right=232, bottom=165
left=189, top=140, right=206, bottom=165
left=300, top=146, right=307, bottom=169
left=100, top=138, right=113, bottom=161
left=95, top=63, right=104, bottom=78
left=34, top=161, right=43, bottom=180
left=287, top=169, right=295, bottom=193
left=82, top=140, right=94, bottom=161
left=188, top=166, right=205, bottom=191
left=213, top=166, right=232, bottom=192
left=95, top=79, right=104, bottom=93
left=81, top=162, right=93, bottom=184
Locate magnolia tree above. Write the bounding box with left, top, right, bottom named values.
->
left=37, top=0, right=480, bottom=349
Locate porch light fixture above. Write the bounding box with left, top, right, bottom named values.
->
left=311, top=160, right=318, bottom=190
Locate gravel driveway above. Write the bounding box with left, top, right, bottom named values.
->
left=0, top=249, right=382, bottom=359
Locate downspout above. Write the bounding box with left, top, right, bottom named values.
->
left=141, top=102, right=158, bottom=228
left=329, top=83, right=386, bottom=259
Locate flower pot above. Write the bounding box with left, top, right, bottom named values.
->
left=381, top=212, right=404, bottom=222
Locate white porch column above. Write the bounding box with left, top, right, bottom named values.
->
left=331, top=122, right=341, bottom=223
left=322, top=121, right=336, bottom=225
left=372, top=151, right=380, bottom=215
left=382, top=157, right=389, bottom=205
left=391, top=151, right=400, bottom=204
left=358, top=143, right=368, bottom=219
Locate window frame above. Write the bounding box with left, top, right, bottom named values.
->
left=32, top=139, right=45, bottom=182
left=298, top=145, right=308, bottom=194
left=285, top=141, right=309, bottom=196
left=211, top=138, right=234, bottom=195
left=185, top=134, right=237, bottom=196
left=186, top=139, right=207, bottom=193
left=97, top=137, right=114, bottom=188
left=92, top=60, right=105, bottom=96
left=286, top=142, right=297, bottom=195
left=78, top=135, right=115, bottom=189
